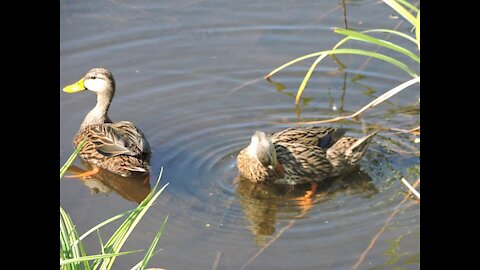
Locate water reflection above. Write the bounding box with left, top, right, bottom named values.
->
left=235, top=167, right=378, bottom=246
left=66, top=161, right=151, bottom=204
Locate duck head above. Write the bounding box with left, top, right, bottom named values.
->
left=247, top=131, right=278, bottom=171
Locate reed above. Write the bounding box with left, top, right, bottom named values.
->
left=265, top=0, right=420, bottom=112
left=60, top=144, right=168, bottom=270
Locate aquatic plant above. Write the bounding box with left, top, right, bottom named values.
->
left=60, top=144, right=168, bottom=270
left=265, top=0, right=420, bottom=121
left=243, top=1, right=421, bottom=268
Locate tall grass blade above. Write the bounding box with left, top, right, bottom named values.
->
left=325, top=49, right=417, bottom=77
left=138, top=215, right=169, bottom=270
left=96, top=169, right=168, bottom=270
left=96, top=229, right=105, bottom=255
left=382, top=0, right=416, bottom=26
left=364, top=29, right=417, bottom=44
left=75, top=207, right=145, bottom=245
left=60, top=207, right=90, bottom=270
left=293, top=49, right=417, bottom=105
left=333, top=28, right=419, bottom=63
left=295, top=53, right=329, bottom=104
left=60, top=140, right=86, bottom=179
left=334, top=29, right=417, bottom=51
left=130, top=250, right=163, bottom=270
left=395, top=0, right=419, bottom=14
left=61, top=250, right=141, bottom=266
left=266, top=48, right=416, bottom=84
left=415, top=11, right=420, bottom=50
left=265, top=51, right=326, bottom=79
left=60, top=209, right=73, bottom=270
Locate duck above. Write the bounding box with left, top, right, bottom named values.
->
left=63, top=67, right=151, bottom=178
left=237, top=127, right=377, bottom=193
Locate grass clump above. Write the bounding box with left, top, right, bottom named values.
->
left=60, top=143, right=168, bottom=270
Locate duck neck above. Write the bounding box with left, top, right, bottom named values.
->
left=80, top=93, right=112, bottom=129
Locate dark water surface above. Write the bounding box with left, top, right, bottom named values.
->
left=60, top=0, right=420, bottom=269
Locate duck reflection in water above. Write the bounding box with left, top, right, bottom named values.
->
left=235, top=166, right=378, bottom=246
left=66, top=160, right=151, bottom=204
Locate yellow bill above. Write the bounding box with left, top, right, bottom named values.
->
left=63, top=78, right=86, bottom=93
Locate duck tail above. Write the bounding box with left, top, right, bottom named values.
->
left=347, top=130, right=378, bottom=154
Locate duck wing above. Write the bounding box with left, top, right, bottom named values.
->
left=275, top=143, right=333, bottom=180
left=111, top=121, right=151, bottom=155
left=271, top=127, right=345, bottom=149
left=81, top=122, right=150, bottom=157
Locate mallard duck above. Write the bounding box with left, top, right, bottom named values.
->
left=63, top=68, right=151, bottom=177
left=237, top=127, right=377, bottom=190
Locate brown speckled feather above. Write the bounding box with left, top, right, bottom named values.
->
left=74, top=121, right=151, bottom=177
left=326, top=131, right=377, bottom=177
left=237, top=148, right=274, bottom=183
left=237, top=127, right=377, bottom=185
left=273, top=143, right=332, bottom=184
left=271, top=127, right=345, bottom=149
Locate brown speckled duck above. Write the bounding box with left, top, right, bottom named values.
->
left=237, top=127, right=377, bottom=193
left=63, top=68, right=151, bottom=178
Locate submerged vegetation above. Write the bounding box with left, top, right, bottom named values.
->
left=60, top=144, right=168, bottom=270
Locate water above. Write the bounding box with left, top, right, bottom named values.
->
left=60, top=0, right=420, bottom=269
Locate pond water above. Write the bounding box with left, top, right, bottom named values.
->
left=60, top=0, right=420, bottom=269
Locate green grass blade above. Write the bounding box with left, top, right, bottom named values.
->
left=138, top=215, right=169, bottom=270
left=265, top=51, right=329, bottom=79
left=332, top=29, right=417, bottom=52
left=60, top=140, right=86, bottom=179
left=334, top=28, right=419, bottom=63
left=293, top=48, right=417, bottom=105
left=382, top=0, right=416, bottom=26
left=295, top=52, right=329, bottom=105
left=60, top=208, right=73, bottom=270
left=96, top=171, right=168, bottom=270
left=60, top=207, right=90, bottom=270
left=415, top=11, right=420, bottom=50
left=61, top=250, right=142, bottom=266
left=395, top=0, right=419, bottom=14
left=362, top=29, right=417, bottom=44
left=324, top=49, right=417, bottom=77
left=96, top=229, right=105, bottom=255
left=75, top=207, right=145, bottom=245
left=130, top=261, right=143, bottom=270
left=130, top=249, right=164, bottom=270
left=266, top=27, right=418, bottom=80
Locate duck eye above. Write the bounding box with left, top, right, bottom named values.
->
left=91, top=76, right=97, bottom=80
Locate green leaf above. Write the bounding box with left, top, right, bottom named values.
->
left=295, top=53, right=329, bottom=105
left=60, top=250, right=141, bottom=266
left=138, top=216, right=169, bottom=270
left=334, top=28, right=419, bottom=63
left=355, top=29, right=417, bottom=45
left=383, top=0, right=417, bottom=26
left=60, top=207, right=90, bottom=270
left=95, top=169, right=168, bottom=269
left=265, top=51, right=327, bottom=79
left=75, top=208, right=145, bottom=245
left=60, top=140, right=86, bottom=179
left=293, top=48, right=418, bottom=105
left=415, top=11, right=420, bottom=50
left=395, top=0, right=419, bottom=14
